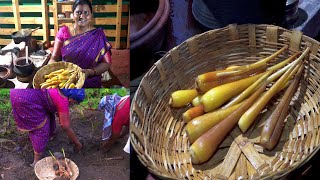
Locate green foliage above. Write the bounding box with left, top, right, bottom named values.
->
left=76, top=88, right=129, bottom=110
left=0, top=89, right=10, bottom=97
left=0, top=89, right=14, bottom=137
left=101, top=87, right=128, bottom=97
left=0, top=89, right=12, bottom=118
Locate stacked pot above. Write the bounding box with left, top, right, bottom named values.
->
left=130, top=0, right=170, bottom=79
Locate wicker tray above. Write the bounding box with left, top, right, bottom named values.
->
left=34, top=157, right=79, bottom=180
left=130, top=24, right=320, bottom=179
left=33, top=61, right=85, bottom=89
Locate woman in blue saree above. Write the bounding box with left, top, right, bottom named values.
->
left=49, top=0, right=112, bottom=88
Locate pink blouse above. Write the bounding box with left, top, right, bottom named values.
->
left=48, top=89, right=70, bottom=128
left=52, top=26, right=112, bottom=64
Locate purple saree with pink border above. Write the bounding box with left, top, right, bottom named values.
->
left=61, top=28, right=111, bottom=88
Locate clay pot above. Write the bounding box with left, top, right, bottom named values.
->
left=6, top=63, right=15, bottom=79
left=0, top=66, right=10, bottom=87
left=130, top=0, right=170, bottom=79
left=13, top=57, right=35, bottom=77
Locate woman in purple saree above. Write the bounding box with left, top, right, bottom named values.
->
left=10, top=89, right=85, bottom=167
left=49, top=0, right=112, bottom=88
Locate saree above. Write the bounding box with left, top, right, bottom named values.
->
left=60, top=27, right=112, bottom=88
left=10, top=89, right=57, bottom=153
left=98, top=94, right=121, bottom=141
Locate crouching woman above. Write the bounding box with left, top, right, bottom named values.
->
left=10, top=89, right=85, bottom=167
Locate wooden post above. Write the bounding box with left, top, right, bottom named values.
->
left=12, top=0, right=21, bottom=31
left=42, top=0, right=50, bottom=47
left=53, top=0, right=58, bottom=37
left=127, top=8, right=130, bottom=49
left=115, top=0, right=123, bottom=49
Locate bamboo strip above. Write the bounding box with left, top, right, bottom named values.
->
left=12, top=0, right=21, bottom=31
left=217, top=141, right=242, bottom=178
left=115, top=0, right=123, bottom=48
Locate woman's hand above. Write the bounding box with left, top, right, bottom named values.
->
left=82, top=69, right=94, bottom=79
left=82, top=62, right=109, bottom=79
left=75, top=141, right=83, bottom=152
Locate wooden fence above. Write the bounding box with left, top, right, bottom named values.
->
left=0, top=0, right=129, bottom=49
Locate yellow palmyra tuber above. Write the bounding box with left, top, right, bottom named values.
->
left=169, top=89, right=198, bottom=108
left=186, top=102, right=243, bottom=143
left=40, top=68, right=78, bottom=89
left=201, top=72, right=264, bottom=112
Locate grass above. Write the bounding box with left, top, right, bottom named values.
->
left=0, top=89, right=14, bottom=138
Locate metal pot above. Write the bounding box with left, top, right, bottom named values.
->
left=285, top=0, right=300, bottom=23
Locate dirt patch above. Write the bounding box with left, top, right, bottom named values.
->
left=0, top=109, right=129, bottom=180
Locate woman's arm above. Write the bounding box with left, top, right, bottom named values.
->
left=48, top=38, right=63, bottom=64
left=83, top=51, right=111, bottom=78
left=49, top=26, right=71, bottom=64
left=49, top=89, right=82, bottom=151
left=62, top=124, right=83, bottom=151
left=58, top=113, right=83, bottom=151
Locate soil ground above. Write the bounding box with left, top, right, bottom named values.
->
left=0, top=109, right=130, bottom=180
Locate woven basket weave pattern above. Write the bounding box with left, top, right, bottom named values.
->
left=130, top=24, right=320, bottom=179
left=33, top=62, right=85, bottom=89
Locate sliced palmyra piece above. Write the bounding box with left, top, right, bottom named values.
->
left=196, top=45, right=288, bottom=83
left=238, top=47, right=309, bottom=133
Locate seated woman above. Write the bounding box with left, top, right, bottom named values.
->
left=10, top=89, right=85, bottom=167
left=49, top=0, right=112, bottom=88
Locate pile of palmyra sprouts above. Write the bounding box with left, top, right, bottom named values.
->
left=169, top=45, right=310, bottom=164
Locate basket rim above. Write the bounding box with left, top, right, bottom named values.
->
left=130, top=23, right=320, bottom=179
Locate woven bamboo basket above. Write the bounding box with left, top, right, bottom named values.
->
left=33, top=62, right=85, bottom=89
left=130, top=24, right=320, bottom=179
left=34, top=157, right=79, bottom=180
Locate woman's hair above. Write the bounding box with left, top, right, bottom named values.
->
left=73, top=0, right=93, bottom=13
